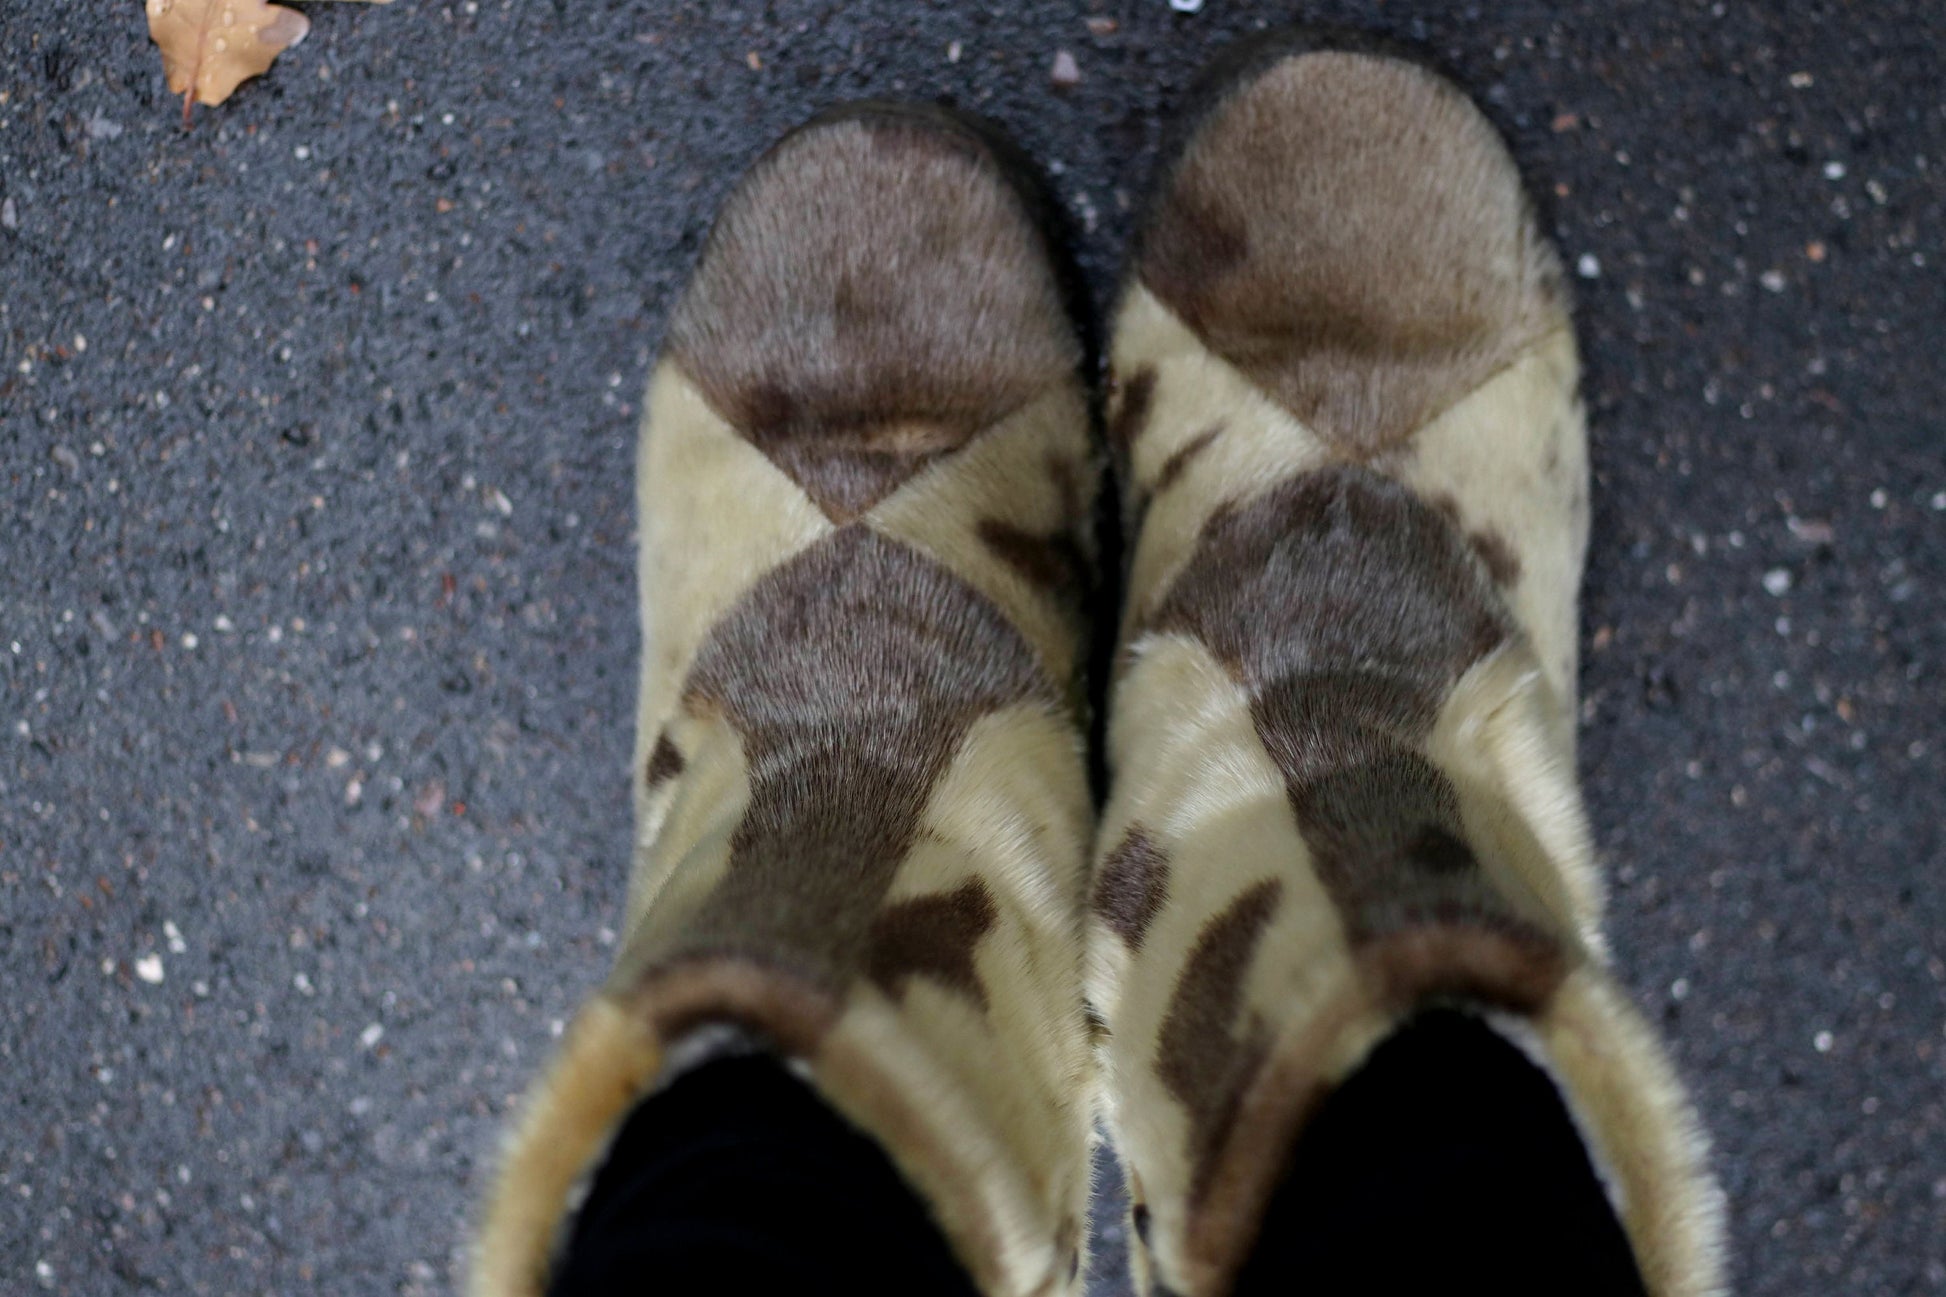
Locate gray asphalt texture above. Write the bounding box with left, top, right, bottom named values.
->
left=2, top=2, right=1942, bottom=1294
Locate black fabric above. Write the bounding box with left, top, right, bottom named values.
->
left=548, top=1054, right=981, bottom=1297
left=1233, top=1008, right=1650, bottom=1297
left=552, top=1014, right=1648, bottom=1297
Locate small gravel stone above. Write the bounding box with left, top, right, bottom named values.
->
left=414, top=779, right=447, bottom=818
left=1786, top=517, right=1834, bottom=544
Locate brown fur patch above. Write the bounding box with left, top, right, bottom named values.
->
left=977, top=518, right=1089, bottom=602
left=1046, top=451, right=1086, bottom=518
left=1361, top=921, right=1566, bottom=1014
left=1146, top=466, right=1563, bottom=975
left=1148, top=467, right=1508, bottom=704
left=1093, top=827, right=1172, bottom=949
left=1468, top=527, right=1522, bottom=587
left=1427, top=494, right=1521, bottom=587
left=1139, top=52, right=1565, bottom=454
left=1149, top=424, right=1223, bottom=497
left=666, top=116, right=1077, bottom=522
left=632, top=958, right=843, bottom=1056
left=1056, top=1214, right=1082, bottom=1284
left=866, top=877, right=999, bottom=1009
left=1154, top=879, right=1283, bottom=1200
left=1107, top=364, right=1158, bottom=457
left=1084, top=1000, right=1111, bottom=1043
left=644, top=733, right=686, bottom=789
left=673, top=528, right=1049, bottom=989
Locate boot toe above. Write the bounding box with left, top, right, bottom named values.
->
left=1136, top=48, right=1567, bottom=454
left=667, top=106, right=1080, bottom=522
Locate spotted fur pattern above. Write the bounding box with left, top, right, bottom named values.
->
left=1087, top=47, right=1725, bottom=1296
left=472, top=108, right=1098, bottom=1297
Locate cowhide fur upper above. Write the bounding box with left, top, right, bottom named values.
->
left=472, top=107, right=1099, bottom=1297
left=1086, top=47, right=1726, bottom=1297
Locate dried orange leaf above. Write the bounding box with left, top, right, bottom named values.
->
left=146, top=0, right=311, bottom=124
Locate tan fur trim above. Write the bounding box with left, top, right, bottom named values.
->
left=1174, top=920, right=1585, bottom=1295
left=619, top=956, right=843, bottom=1051
left=472, top=957, right=1081, bottom=1297
left=1169, top=959, right=1377, bottom=1295
left=469, top=999, right=661, bottom=1297
left=608, top=958, right=1081, bottom=1297
left=1539, top=971, right=1729, bottom=1297
left=1146, top=956, right=1726, bottom=1297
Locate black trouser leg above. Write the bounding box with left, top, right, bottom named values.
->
left=1234, top=1008, right=1649, bottom=1296
left=548, top=1055, right=981, bottom=1297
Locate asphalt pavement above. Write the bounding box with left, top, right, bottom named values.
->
left=2, top=2, right=1942, bottom=1293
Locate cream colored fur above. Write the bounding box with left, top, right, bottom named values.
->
left=621, top=706, right=749, bottom=950
left=1397, top=328, right=1591, bottom=737
left=1090, top=632, right=1360, bottom=1289
left=1430, top=644, right=1606, bottom=956
left=627, top=363, right=832, bottom=924
left=1113, top=286, right=1334, bottom=634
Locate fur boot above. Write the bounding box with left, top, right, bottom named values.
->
left=471, top=104, right=1100, bottom=1297
left=1087, top=38, right=1726, bottom=1297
